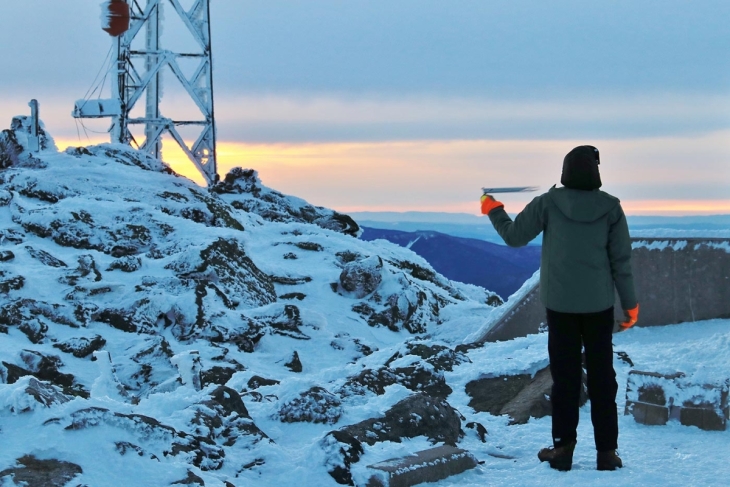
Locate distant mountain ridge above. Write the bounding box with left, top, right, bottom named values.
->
left=352, top=211, right=730, bottom=243
left=361, top=227, right=541, bottom=299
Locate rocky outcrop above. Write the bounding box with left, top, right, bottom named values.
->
left=277, top=386, right=343, bottom=424
left=338, top=342, right=467, bottom=399
left=0, top=115, right=55, bottom=169
left=2, top=350, right=86, bottom=398
left=71, top=143, right=172, bottom=174
left=466, top=365, right=588, bottom=425
left=338, top=255, right=383, bottom=298
left=212, top=167, right=360, bottom=237
left=53, top=335, right=107, bottom=358
left=0, top=116, right=505, bottom=484
left=0, top=455, right=82, bottom=487
left=323, top=393, right=462, bottom=485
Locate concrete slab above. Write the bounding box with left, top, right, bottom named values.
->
left=627, top=401, right=669, bottom=426
left=625, top=370, right=729, bottom=431
left=499, top=366, right=553, bottom=425
left=365, top=445, right=478, bottom=487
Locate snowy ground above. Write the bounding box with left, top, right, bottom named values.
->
left=224, top=319, right=730, bottom=487
left=427, top=318, right=730, bottom=487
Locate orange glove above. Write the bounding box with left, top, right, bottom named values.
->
left=619, top=304, right=639, bottom=331
left=480, top=194, right=504, bottom=215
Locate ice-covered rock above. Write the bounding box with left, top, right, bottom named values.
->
left=90, top=351, right=128, bottom=401
left=0, top=455, right=82, bottom=487
left=212, top=167, right=361, bottom=236
left=0, top=117, right=506, bottom=484
left=323, top=393, right=462, bottom=484
left=338, top=255, right=383, bottom=298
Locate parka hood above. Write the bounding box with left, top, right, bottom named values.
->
left=548, top=186, right=619, bottom=223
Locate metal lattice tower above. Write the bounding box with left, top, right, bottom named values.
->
left=74, top=0, right=218, bottom=184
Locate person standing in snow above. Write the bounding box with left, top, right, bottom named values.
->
left=480, top=145, right=639, bottom=472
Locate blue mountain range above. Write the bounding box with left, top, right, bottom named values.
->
left=360, top=227, right=541, bottom=300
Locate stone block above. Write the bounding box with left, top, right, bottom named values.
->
left=625, top=371, right=728, bottom=431
left=626, top=401, right=669, bottom=426
left=365, top=445, right=478, bottom=487
left=499, top=367, right=553, bottom=425
left=637, top=384, right=666, bottom=406
left=679, top=406, right=726, bottom=431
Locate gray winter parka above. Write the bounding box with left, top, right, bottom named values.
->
left=488, top=186, right=637, bottom=313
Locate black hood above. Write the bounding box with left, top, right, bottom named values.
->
left=561, top=145, right=602, bottom=190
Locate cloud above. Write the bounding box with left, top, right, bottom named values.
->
left=213, top=93, right=730, bottom=142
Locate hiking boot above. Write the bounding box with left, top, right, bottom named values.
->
left=597, top=450, right=623, bottom=471
left=538, top=441, right=576, bottom=471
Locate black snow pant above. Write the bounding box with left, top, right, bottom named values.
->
left=546, top=306, right=619, bottom=452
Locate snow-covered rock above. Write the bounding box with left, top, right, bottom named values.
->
left=0, top=118, right=505, bottom=484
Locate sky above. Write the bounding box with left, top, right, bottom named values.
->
left=1, top=1, right=729, bottom=215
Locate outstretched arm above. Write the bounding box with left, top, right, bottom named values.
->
left=484, top=195, right=546, bottom=247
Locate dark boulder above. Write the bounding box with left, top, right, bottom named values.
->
left=323, top=394, right=461, bottom=485
left=277, top=386, right=342, bottom=425
left=53, top=335, right=107, bottom=358
left=200, top=364, right=244, bottom=387
left=171, top=470, right=206, bottom=486
left=192, top=386, right=270, bottom=444
left=247, top=375, right=280, bottom=389
left=464, top=421, right=488, bottom=443
left=212, top=167, right=360, bottom=237
left=466, top=374, right=533, bottom=416
left=3, top=350, right=84, bottom=397
left=0, top=455, right=82, bottom=487
left=25, top=246, right=67, bottom=267
left=107, top=255, right=143, bottom=272
left=0, top=271, right=24, bottom=294
left=285, top=351, right=303, bottom=373
left=339, top=363, right=451, bottom=399
left=338, top=256, right=383, bottom=298
left=465, top=366, right=588, bottom=425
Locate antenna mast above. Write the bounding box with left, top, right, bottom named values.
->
left=74, top=0, right=218, bottom=185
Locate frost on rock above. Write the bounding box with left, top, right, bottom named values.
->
left=0, top=116, right=55, bottom=169
left=113, top=336, right=177, bottom=396
left=90, top=351, right=128, bottom=401
left=70, top=143, right=172, bottom=174
left=63, top=407, right=226, bottom=471
left=212, top=167, right=361, bottom=237
left=185, top=386, right=270, bottom=449
left=0, top=270, right=24, bottom=295
left=323, top=393, right=462, bottom=485
left=0, top=455, right=82, bottom=487
left=346, top=254, right=493, bottom=334
left=0, top=117, right=519, bottom=484
left=338, top=255, right=383, bottom=298
left=277, top=386, right=343, bottom=424
left=0, top=377, right=71, bottom=414
left=242, top=304, right=311, bottom=342
left=1, top=298, right=80, bottom=343
left=338, top=342, right=467, bottom=399
left=339, top=363, right=451, bottom=399
left=166, top=237, right=276, bottom=311
left=1, top=350, right=86, bottom=398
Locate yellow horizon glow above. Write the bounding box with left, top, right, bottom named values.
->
left=53, top=137, right=730, bottom=217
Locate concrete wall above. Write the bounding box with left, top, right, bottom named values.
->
left=479, top=238, right=730, bottom=343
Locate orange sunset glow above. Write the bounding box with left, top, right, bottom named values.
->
left=54, top=136, right=730, bottom=217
